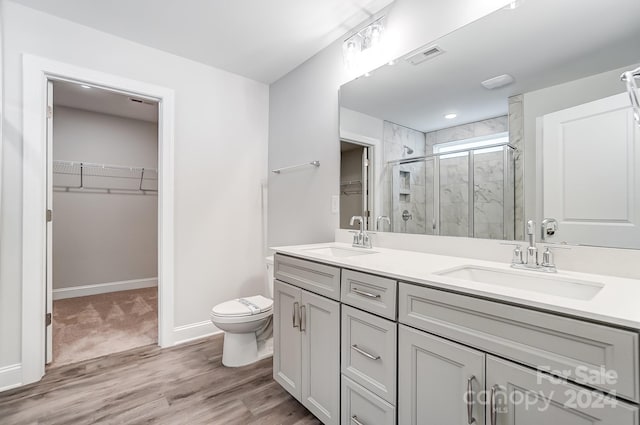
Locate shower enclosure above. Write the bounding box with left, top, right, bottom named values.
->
left=388, top=143, right=515, bottom=240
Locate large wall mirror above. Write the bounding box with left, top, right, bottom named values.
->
left=339, top=0, right=640, bottom=249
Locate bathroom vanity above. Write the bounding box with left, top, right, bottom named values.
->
left=272, top=243, right=640, bottom=425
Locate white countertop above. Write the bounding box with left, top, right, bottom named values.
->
left=272, top=242, right=640, bottom=330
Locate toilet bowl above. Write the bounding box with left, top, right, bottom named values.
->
left=210, top=256, right=274, bottom=367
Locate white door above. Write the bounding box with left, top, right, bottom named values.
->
left=398, top=325, right=485, bottom=425
left=542, top=92, right=640, bottom=248
left=45, top=80, right=54, bottom=364
left=486, top=356, right=638, bottom=425
left=300, top=289, right=340, bottom=425
left=273, top=280, right=302, bottom=400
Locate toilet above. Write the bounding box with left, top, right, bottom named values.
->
left=210, top=256, right=275, bottom=367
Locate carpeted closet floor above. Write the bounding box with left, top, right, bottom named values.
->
left=51, top=287, right=158, bottom=367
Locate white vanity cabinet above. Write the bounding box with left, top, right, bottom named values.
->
left=486, top=356, right=638, bottom=425
left=398, top=325, right=485, bottom=425
left=273, top=276, right=340, bottom=425
left=272, top=252, right=640, bottom=425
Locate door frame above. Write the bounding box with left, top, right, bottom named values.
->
left=21, top=55, right=176, bottom=385
left=340, top=131, right=379, bottom=230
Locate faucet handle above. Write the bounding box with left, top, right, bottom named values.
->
left=500, top=242, right=524, bottom=264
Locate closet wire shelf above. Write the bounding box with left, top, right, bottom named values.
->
left=53, top=160, right=158, bottom=194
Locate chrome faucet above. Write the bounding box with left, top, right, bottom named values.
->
left=376, top=216, right=391, bottom=231
left=350, top=216, right=372, bottom=248
left=504, top=219, right=560, bottom=273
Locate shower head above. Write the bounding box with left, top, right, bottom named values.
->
left=403, top=145, right=414, bottom=155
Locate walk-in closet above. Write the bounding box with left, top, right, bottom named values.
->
left=49, top=81, right=159, bottom=366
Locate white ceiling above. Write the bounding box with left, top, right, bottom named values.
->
left=12, top=0, right=393, bottom=84
left=340, top=0, right=640, bottom=133
left=53, top=80, right=159, bottom=123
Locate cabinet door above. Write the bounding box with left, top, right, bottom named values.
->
left=301, top=290, right=340, bottom=425
left=273, top=280, right=302, bottom=400
left=398, top=325, right=485, bottom=425
left=486, top=356, right=638, bottom=425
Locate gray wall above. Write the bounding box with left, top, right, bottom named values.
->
left=0, top=2, right=269, bottom=370
left=267, top=0, right=510, bottom=248
left=52, top=106, right=158, bottom=289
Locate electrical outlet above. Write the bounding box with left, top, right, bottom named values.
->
left=331, top=195, right=340, bottom=214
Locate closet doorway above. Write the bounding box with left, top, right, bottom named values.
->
left=46, top=80, right=159, bottom=366
left=340, top=141, right=372, bottom=230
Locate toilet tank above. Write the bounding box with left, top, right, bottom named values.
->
left=265, top=256, right=274, bottom=299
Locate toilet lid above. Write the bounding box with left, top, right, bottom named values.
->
left=211, top=295, right=273, bottom=317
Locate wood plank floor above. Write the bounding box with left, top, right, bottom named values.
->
left=0, top=334, right=321, bottom=425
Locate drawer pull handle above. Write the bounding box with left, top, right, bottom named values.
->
left=351, top=344, right=381, bottom=360
left=352, top=287, right=381, bottom=299
left=300, top=305, right=306, bottom=332
left=351, top=415, right=366, bottom=425
left=466, top=375, right=476, bottom=424
left=292, top=302, right=299, bottom=328
left=490, top=384, right=501, bottom=425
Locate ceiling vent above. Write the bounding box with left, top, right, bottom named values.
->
left=405, top=45, right=445, bottom=65
left=481, top=74, right=515, bottom=90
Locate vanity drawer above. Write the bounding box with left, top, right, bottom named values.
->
left=399, top=282, right=640, bottom=402
left=274, top=254, right=341, bottom=301
left=341, top=269, right=397, bottom=320
left=342, top=305, right=397, bottom=404
left=342, top=376, right=396, bottom=425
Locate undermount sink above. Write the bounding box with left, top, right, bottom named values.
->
left=435, top=265, right=604, bottom=300
left=302, top=246, right=378, bottom=258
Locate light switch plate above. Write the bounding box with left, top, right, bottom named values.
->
left=331, top=195, right=339, bottom=214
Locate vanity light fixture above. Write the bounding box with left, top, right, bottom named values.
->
left=504, top=0, right=524, bottom=10
left=444, top=113, right=457, bottom=119
left=481, top=73, right=515, bottom=90
left=343, top=17, right=385, bottom=70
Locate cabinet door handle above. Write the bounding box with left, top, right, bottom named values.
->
left=466, top=375, right=476, bottom=424
left=351, top=344, right=381, bottom=360
left=352, top=287, right=381, bottom=299
left=300, top=305, right=306, bottom=332
left=351, top=415, right=366, bottom=425
left=292, top=302, right=299, bottom=328
left=490, top=384, right=500, bottom=425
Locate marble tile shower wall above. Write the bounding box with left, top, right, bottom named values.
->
left=383, top=116, right=517, bottom=239
left=439, top=155, right=470, bottom=237
left=474, top=150, right=507, bottom=239
left=382, top=122, right=426, bottom=233
left=426, top=116, right=510, bottom=239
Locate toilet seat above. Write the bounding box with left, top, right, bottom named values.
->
left=210, top=295, right=273, bottom=324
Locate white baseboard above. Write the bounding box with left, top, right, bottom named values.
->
left=0, top=364, right=22, bottom=393
left=173, top=320, right=221, bottom=346
left=53, top=277, right=158, bottom=300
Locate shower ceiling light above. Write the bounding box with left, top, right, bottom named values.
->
left=444, top=113, right=457, bottom=119
left=80, top=84, right=91, bottom=89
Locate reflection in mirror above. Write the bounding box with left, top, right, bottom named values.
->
left=339, top=0, right=640, bottom=249
left=340, top=141, right=370, bottom=230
